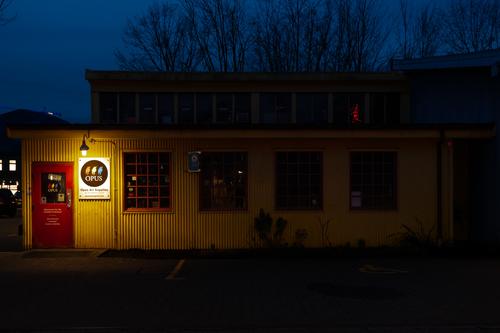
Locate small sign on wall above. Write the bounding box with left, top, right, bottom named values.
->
left=79, top=158, right=111, bottom=199
left=188, top=151, right=201, bottom=173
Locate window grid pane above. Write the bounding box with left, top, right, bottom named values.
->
left=139, top=94, right=156, bottom=123
left=235, top=93, right=251, bottom=123
left=200, top=152, right=247, bottom=210
left=296, top=93, right=328, bottom=124
left=260, top=93, right=291, bottom=124
left=215, top=93, right=233, bottom=123
left=197, top=93, right=213, bottom=124
left=276, top=152, right=322, bottom=210
left=178, top=93, right=194, bottom=124
left=99, top=93, right=117, bottom=124
left=119, top=93, right=136, bottom=124
left=350, top=152, right=396, bottom=210
left=158, top=94, right=174, bottom=124
left=124, top=152, right=171, bottom=211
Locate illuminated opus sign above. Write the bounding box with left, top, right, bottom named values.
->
left=79, top=158, right=111, bottom=199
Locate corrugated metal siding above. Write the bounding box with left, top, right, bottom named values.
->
left=117, top=138, right=257, bottom=249
left=23, top=138, right=115, bottom=249
left=23, top=136, right=440, bottom=249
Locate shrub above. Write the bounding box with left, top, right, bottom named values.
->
left=357, top=239, right=366, bottom=248
left=254, top=208, right=288, bottom=248
left=316, top=216, right=332, bottom=247
left=293, top=228, right=309, bottom=248
left=390, top=218, right=437, bottom=250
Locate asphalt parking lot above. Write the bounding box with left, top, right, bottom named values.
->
left=0, top=210, right=22, bottom=251
left=1, top=249, right=500, bottom=332
left=2, top=214, right=500, bottom=332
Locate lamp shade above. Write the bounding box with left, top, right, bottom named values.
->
left=80, top=138, right=89, bottom=156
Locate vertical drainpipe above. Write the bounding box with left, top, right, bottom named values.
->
left=437, top=130, right=443, bottom=242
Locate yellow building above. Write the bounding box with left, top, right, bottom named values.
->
left=7, top=72, right=494, bottom=249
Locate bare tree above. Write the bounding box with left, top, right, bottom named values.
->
left=0, top=0, right=14, bottom=26
left=396, top=0, right=414, bottom=59
left=413, top=4, right=442, bottom=57
left=327, top=0, right=354, bottom=71
left=252, top=0, right=337, bottom=72
left=182, top=0, right=250, bottom=72
left=252, top=0, right=390, bottom=72
left=115, top=2, right=198, bottom=72
left=442, top=0, right=500, bottom=53
left=115, top=0, right=394, bottom=73
left=349, top=0, right=390, bottom=71
left=395, top=0, right=441, bottom=59
left=252, top=0, right=285, bottom=71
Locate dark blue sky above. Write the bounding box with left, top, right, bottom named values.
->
left=0, top=0, right=158, bottom=123
left=0, top=0, right=442, bottom=124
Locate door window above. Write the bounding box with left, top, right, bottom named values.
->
left=41, top=173, right=66, bottom=204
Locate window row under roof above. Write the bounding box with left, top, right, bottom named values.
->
left=97, top=92, right=402, bottom=125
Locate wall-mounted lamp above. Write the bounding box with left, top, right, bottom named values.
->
left=80, top=134, right=90, bottom=156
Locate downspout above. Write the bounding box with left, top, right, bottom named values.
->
left=436, top=130, right=443, bottom=242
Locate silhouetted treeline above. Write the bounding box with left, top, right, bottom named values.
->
left=115, top=0, right=500, bottom=72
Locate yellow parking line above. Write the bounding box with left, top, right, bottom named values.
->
left=166, top=259, right=186, bottom=280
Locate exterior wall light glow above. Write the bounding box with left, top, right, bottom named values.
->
left=80, top=135, right=90, bottom=156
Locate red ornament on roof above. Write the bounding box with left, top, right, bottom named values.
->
left=351, top=104, right=361, bottom=124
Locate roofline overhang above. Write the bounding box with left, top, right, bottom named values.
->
left=85, top=70, right=408, bottom=82
left=391, top=49, right=500, bottom=74
left=6, top=123, right=495, bottom=140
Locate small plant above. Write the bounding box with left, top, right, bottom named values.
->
left=254, top=208, right=288, bottom=247
left=254, top=208, right=273, bottom=245
left=293, top=228, right=309, bottom=248
left=390, top=218, right=437, bottom=249
left=357, top=238, right=366, bottom=248
left=317, top=216, right=332, bottom=247
left=253, top=208, right=288, bottom=248
left=274, top=217, right=288, bottom=246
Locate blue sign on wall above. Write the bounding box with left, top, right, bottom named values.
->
left=188, top=151, right=201, bottom=173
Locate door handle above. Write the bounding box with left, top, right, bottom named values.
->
left=67, top=189, right=72, bottom=208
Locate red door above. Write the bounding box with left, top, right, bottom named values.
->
left=32, top=163, right=73, bottom=248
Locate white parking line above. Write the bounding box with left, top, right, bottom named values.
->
left=166, top=259, right=186, bottom=280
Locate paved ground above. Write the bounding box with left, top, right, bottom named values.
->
left=0, top=209, right=22, bottom=251
left=2, top=216, right=500, bottom=332
left=1, top=249, right=500, bottom=332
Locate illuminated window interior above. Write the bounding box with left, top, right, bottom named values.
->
left=124, top=152, right=171, bottom=211
left=200, top=152, right=247, bottom=210
left=9, top=160, right=16, bottom=171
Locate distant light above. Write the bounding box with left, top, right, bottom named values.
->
left=48, top=112, right=54, bottom=116
left=237, top=170, right=244, bottom=174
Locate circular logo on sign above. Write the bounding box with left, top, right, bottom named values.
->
left=81, top=160, right=108, bottom=187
